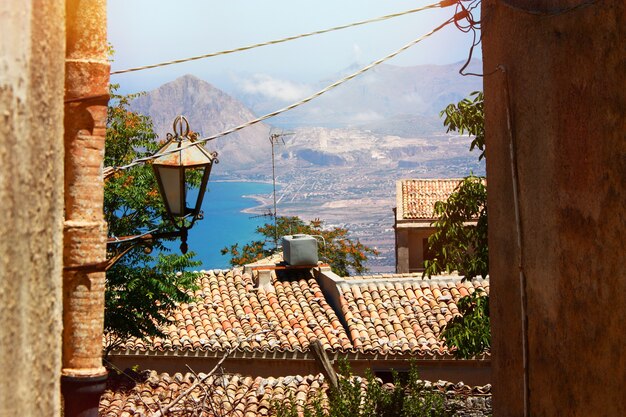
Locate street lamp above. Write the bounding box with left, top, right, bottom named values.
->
left=106, top=115, right=218, bottom=263
left=152, top=115, right=218, bottom=253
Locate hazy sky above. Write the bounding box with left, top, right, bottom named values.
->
left=108, top=1, right=480, bottom=95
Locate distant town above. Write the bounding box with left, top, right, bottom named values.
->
left=224, top=128, right=485, bottom=272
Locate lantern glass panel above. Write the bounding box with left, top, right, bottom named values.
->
left=187, top=166, right=207, bottom=214
left=156, top=165, right=184, bottom=216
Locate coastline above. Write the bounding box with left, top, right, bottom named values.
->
left=210, top=179, right=279, bottom=215
left=212, top=178, right=274, bottom=185
left=241, top=193, right=273, bottom=214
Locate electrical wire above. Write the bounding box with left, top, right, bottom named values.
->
left=454, top=0, right=484, bottom=77
left=103, top=14, right=459, bottom=177
left=110, top=0, right=456, bottom=75
left=498, top=63, right=530, bottom=417
left=458, top=0, right=599, bottom=77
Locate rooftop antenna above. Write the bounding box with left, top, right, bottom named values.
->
left=269, top=129, right=294, bottom=251
left=249, top=209, right=274, bottom=220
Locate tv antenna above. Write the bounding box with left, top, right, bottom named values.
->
left=269, top=129, right=294, bottom=251
left=249, top=209, right=274, bottom=220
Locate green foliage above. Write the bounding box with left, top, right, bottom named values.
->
left=440, top=289, right=490, bottom=359
left=440, top=91, right=485, bottom=160
left=104, top=85, right=200, bottom=351
left=424, top=91, right=490, bottom=359
left=221, top=216, right=378, bottom=276
left=274, top=361, right=450, bottom=417
left=423, top=175, right=488, bottom=280
left=105, top=87, right=162, bottom=237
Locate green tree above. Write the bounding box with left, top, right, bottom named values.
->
left=221, top=216, right=378, bottom=276
left=437, top=289, right=490, bottom=360
left=274, top=360, right=450, bottom=417
left=104, top=85, right=200, bottom=353
left=424, top=91, right=490, bottom=358
left=440, top=91, right=485, bottom=160
left=423, top=175, right=487, bottom=279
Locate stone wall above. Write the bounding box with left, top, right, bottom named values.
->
left=0, top=1, right=65, bottom=415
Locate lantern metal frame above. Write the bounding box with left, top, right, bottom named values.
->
left=106, top=115, right=218, bottom=261
left=151, top=115, right=218, bottom=234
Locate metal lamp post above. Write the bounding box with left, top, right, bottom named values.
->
left=105, top=115, right=218, bottom=266
left=151, top=115, right=218, bottom=253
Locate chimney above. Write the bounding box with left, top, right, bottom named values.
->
left=256, top=269, right=273, bottom=291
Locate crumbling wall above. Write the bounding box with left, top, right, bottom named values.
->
left=0, top=1, right=65, bottom=415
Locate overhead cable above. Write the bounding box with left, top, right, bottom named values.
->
left=103, top=15, right=458, bottom=177
left=110, top=0, right=455, bottom=75
left=455, top=0, right=483, bottom=76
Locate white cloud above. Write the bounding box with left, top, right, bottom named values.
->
left=239, top=74, right=313, bottom=102
left=352, top=43, right=363, bottom=62
left=349, top=111, right=384, bottom=123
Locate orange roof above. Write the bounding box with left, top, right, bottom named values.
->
left=343, top=272, right=426, bottom=280
left=100, top=370, right=492, bottom=416
left=100, top=372, right=326, bottom=417
left=112, top=268, right=489, bottom=359
left=118, top=269, right=351, bottom=353
left=397, top=179, right=465, bottom=220
left=338, top=276, right=489, bottom=355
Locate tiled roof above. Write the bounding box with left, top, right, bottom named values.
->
left=112, top=267, right=490, bottom=359
left=398, top=179, right=465, bottom=220
left=244, top=252, right=285, bottom=268
left=100, top=371, right=326, bottom=417
left=337, top=276, right=489, bottom=355
left=343, top=272, right=426, bottom=280
left=118, top=269, right=352, bottom=353
left=100, top=370, right=492, bottom=416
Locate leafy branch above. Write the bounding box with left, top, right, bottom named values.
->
left=425, top=91, right=490, bottom=358
left=440, top=289, right=490, bottom=359
left=104, top=85, right=201, bottom=350
left=440, top=90, right=485, bottom=160
left=221, top=216, right=378, bottom=276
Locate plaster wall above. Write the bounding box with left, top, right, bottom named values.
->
left=482, top=0, right=625, bottom=415
left=0, top=1, right=65, bottom=415
left=408, top=228, right=433, bottom=272
left=396, top=228, right=410, bottom=273
left=109, top=356, right=491, bottom=386
left=395, top=227, right=434, bottom=273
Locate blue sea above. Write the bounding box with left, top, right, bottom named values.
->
left=162, top=181, right=274, bottom=269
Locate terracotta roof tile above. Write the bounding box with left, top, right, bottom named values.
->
left=113, top=267, right=489, bottom=358
left=100, top=371, right=327, bottom=417
left=100, top=371, right=491, bottom=416
left=398, top=179, right=467, bottom=220
left=343, top=272, right=426, bottom=280
left=118, top=269, right=351, bottom=353
left=338, top=276, right=489, bottom=355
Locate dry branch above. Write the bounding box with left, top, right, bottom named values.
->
left=150, top=349, right=232, bottom=417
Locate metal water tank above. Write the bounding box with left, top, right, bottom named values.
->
left=282, top=234, right=319, bottom=266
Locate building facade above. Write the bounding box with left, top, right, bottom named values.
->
left=394, top=179, right=470, bottom=273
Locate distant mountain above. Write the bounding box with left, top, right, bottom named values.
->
left=231, top=60, right=482, bottom=131
left=276, top=126, right=476, bottom=170
left=131, top=75, right=270, bottom=171
left=131, top=63, right=482, bottom=175
left=357, top=114, right=444, bottom=137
